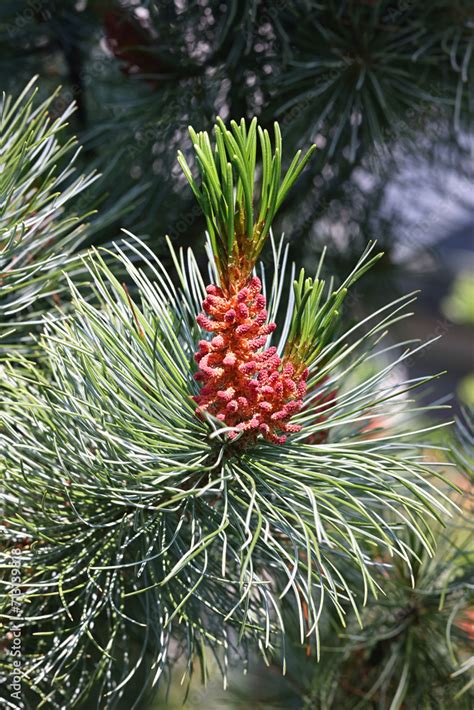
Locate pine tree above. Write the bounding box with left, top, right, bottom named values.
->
left=1, top=112, right=464, bottom=709
left=1, top=2, right=472, bottom=703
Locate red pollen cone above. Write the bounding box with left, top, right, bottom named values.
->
left=194, top=275, right=308, bottom=444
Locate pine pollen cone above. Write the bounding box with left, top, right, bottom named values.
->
left=193, top=275, right=308, bottom=444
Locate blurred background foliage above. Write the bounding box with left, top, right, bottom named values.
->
left=0, top=1, right=472, bottom=707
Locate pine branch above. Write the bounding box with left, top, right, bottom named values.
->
left=0, top=228, right=455, bottom=706
left=0, top=76, right=98, bottom=347
left=0, top=115, right=459, bottom=708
